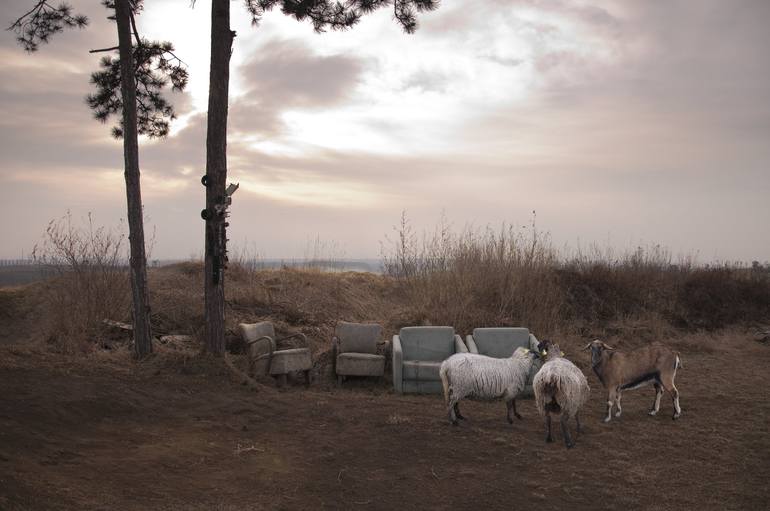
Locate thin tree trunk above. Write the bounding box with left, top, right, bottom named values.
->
left=116, top=0, right=152, bottom=358
left=203, top=0, right=234, bottom=355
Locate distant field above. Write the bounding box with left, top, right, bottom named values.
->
left=0, top=266, right=46, bottom=288
left=0, top=259, right=383, bottom=288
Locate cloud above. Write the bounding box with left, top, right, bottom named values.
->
left=229, top=39, right=364, bottom=137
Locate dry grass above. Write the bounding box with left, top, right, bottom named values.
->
left=382, top=215, right=770, bottom=338
left=23, top=214, right=770, bottom=356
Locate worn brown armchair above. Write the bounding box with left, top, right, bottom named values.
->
left=331, top=321, right=387, bottom=385
left=238, top=321, right=313, bottom=386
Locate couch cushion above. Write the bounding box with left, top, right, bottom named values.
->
left=336, top=352, right=385, bottom=376
left=336, top=322, right=382, bottom=355
left=472, top=327, right=530, bottom=358
left=402, top=360, right=442, bottom=381
left=398, top=326, right=456, bottom=361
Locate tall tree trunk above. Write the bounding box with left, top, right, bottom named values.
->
left=203, top=0, right=234, bottom=355
left=116, top=0, right=153, bottom=358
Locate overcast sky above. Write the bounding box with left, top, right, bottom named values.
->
left=1, top=0, right=769, bottom=262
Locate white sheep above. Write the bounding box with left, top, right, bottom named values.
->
left=439, top=346, right=541, bottom=426
left=533, top=341, right=590, bottom=449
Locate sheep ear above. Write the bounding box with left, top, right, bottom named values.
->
left=560, top=351, right=565, bottom=356
left=540, top=350, right=548, bottom=357
left=582, top=342, right=593, bottom=351
left=602, top=342, right=615, bottom=350
left=523, top=348, right=530, bottom=353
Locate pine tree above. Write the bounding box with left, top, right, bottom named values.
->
left=200, top=0, right=438, bottom=355
left=9, top=0, right=187, bottom=358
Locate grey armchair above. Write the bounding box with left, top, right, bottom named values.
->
left=466, top=327, right=541, bottom=396
left=332, top=321, right=387, bottom=385
left=392, top=326, right=468, bottom=394
left=239, top=321, right=313, bottom=386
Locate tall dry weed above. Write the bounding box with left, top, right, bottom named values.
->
left=32, top=212, right=131, bottom=352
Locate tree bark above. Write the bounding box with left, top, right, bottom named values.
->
left=116, top=0, right=153, bottom=358
left=203, top=0, right=234, bottom=355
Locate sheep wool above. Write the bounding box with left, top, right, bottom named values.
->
left=440, top=347, right=536, bottom=425
left=534, top=356, right=590, bottom=420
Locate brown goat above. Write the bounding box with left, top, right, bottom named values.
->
left=584, top=340, right=682, bottom=422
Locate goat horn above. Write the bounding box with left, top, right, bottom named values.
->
left=602, top=342, right=615, bottom=350
left=582, top=342, right=593, bottom=351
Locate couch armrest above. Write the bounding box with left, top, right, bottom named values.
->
left=331, top=336, right=340, bottom=375
left=454, top=335, right=468, bottom=353
left=392, top=335, right=403, bottom=394
left=465, top=335, right=479, bottom=354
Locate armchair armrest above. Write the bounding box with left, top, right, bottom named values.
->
left=392, top=335, right=403, bottom=394
left=277, top=332, right=308, bottom=348
left=454, top=334, right=468, bottom=353
left=245, top=335, right=274, bottom=376
left=465, top=335, right=479, bottom=354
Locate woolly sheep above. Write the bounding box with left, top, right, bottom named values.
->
left=439, top=346, right=541, bottom=426
left=533, top=341, right=590, bottom=449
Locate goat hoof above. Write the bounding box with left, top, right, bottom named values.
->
left=603, top=417, right=611, bottom=423
left=451, top=420, right=459, bottom=427
left=615, top=412, right=622, bottom=418
left=566, top=442, right=575, bottom=449
left=648, top=410, right=657, bottom=416
left=672, top=413, right=681, bottom=420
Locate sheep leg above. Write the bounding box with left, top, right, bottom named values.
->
left=505, top=399, right=522, bottom=424
left=544, top=414, right=554, bottom=443
left=649, top=383, right=663, bottom=416
left=604, top=388, right=617, bottom=423
left=453, top=403, right=465, bottom=420
left=560, top=414, right=574, bottom=449
left=615, top=391, right=623, bottom=418
left=575, top=412, right=583, bottom=434
left=448, top=398, right=460, bottom=426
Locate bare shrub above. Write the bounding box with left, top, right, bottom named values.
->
left=382, top=214, right=770, bottom=336
left=382, top=212, right=564, bottom=335
left=32, top=212, right=130, bottom=352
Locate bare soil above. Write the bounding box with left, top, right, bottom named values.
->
left=1, top=331, right=768, bottom=511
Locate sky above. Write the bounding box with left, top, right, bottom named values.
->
left=1, top=0, right=769, bottom=262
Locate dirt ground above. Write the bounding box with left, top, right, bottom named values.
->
left=1, top=332, right=769, bottom=511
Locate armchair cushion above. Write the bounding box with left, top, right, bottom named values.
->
left=398, top=326, right=457, bottom=361
left=336, top=321, right=382, bottom=355
left=402, top=360, right=442, bottom=381
left=470, top=327, right=531, bottom=358
left=336, top=352, right=385, bottom=376
left=239, top=321, right=277, bottom=356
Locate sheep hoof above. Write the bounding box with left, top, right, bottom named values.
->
left=507, top=417, right=513, bottom=425
left=451, top=420, right=459, bottom=427
left=672, top=413, right=681, bottom=420
left=648, top=410, right=658, bottom=416
left=546, top=436, right=554, bottom=443
left=615, top=411, right=622, bottom=418
left=566, top=442, right=575, bottom=449
left=514, top=413, right=523, bottom=421
left=602, top=417, right=611, bottom=423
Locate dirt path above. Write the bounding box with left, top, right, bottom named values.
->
left=1, top=336, right=769, bottom=510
